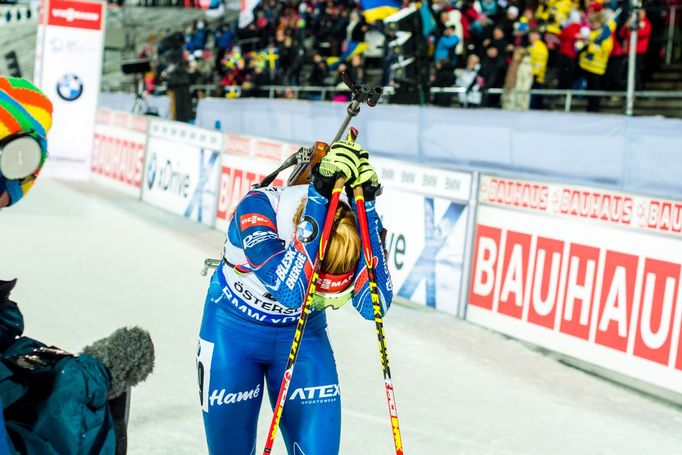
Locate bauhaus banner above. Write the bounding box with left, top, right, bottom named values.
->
left=467, top=175, right=682, bottom=394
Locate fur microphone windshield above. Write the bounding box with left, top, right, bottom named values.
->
left=82, top=327, right=155, bottom=399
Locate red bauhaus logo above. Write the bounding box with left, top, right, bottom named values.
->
left=48, top=0, right=103, bottom=30
left=469, top=224, right=682, bottom=371
left=91, top=133, right=145, bottom=188
left=216, top=166, right=283, bottom=222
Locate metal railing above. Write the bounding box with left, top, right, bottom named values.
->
left=665, top=5, right=682, bottom=65
left=190, top=84, right=396, bottom=101
left=430, top=87, right=682, bottom=113
left=190, top=83, right=682, bottom=115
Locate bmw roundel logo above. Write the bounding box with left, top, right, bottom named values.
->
left=56, top=74, right=83, bottom=101
left=297, top=216, right=318, bottom=244
left=146, top=153, right=157, bottom=189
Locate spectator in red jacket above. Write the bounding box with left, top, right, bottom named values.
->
left=620, top=9, right=652, bottom=89
left=557, top=11, right=582, bottom=89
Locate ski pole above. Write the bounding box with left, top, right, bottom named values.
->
left=352, top=185, right=404, bottom=455
left=263, top=176, right=346, bottom=455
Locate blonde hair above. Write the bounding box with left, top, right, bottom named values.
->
left=294, top=198, right=361, bottom=275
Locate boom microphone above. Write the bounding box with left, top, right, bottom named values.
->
left=81, top=327, right=155, bottom=399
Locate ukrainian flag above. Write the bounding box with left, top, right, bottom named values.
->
left=326, top=41, right=369, bottom=70
left=360, top=0, right=402, bottom=23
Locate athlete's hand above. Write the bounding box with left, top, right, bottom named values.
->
left=350, top=149, right=382, bottom=200
left=313, top=140, right=361, bottom=198
left=318, top=140, right=361, bottom=182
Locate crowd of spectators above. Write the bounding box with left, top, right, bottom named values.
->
left=136, top=0, right=673, bottom=113
left=427, top=0, right=664, bottom=111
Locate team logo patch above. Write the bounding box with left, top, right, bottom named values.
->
left=240, top=213, right=276, bottom=230
left=297, top=216, right=318, bottom=244
left=243, top=231, right=279, bottom=248
left=56, top=73, right=84, bottom=101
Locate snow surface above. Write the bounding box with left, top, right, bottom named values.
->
left=2, top=179, right=682, bottom=455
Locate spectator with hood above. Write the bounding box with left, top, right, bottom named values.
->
left=479, top=45, right=508, bottom=107
left=435, top=24, right=461, bottom=68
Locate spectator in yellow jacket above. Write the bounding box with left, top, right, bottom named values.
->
left=535, top=0, right=573, bottom=38
left=528, top=29, right=548, bottom=109
left=578, top=11, right=613, bottom=112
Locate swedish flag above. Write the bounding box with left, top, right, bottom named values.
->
left=260, top=48, right=280, bottom=71
left=225, top=86, right=241, bottom=98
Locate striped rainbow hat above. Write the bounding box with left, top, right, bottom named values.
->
left=0, top=77, right=53, bottom=206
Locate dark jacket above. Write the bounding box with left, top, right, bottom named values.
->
left=479, top=54, right=507, bottom=89
left=0, top=280, right=116, bottom=455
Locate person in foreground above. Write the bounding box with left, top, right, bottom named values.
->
left=0, top=76, right=154, bottom=454
left=197, top=139, right=393, bottom=454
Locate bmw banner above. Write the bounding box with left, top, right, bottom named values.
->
left=142, top=119, right=223, bottom=226
left=34, top=0, right=105, bottom=179
left=372, top=157, right=474, bottom=317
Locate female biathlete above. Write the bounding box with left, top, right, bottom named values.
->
left=197, top=139, right=393, bottom=454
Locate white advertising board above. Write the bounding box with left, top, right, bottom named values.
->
left=467, top=174, right=682, bottom=394
left=374, top=157, right=472, bottom=315
left=91, top=109, right=148, bottom=197
left=35, top=0, right=105, bottom=179
left=142, top=120, right=222, bottom=226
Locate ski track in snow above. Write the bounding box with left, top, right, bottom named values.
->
left=2, top=179, right=682, bottom=455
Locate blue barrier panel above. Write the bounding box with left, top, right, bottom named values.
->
left=196, top=98, right=682, bottom=199
left=98, top=92, right=171, bottom=119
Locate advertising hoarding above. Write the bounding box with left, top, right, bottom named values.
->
left=35, top=0, right=105, bottom=179
left=142, top=120, right=222, bottom=226
left=91, top=109, right=148, bottom=197
left=374, top=158, right=472, bottom=315
left=214, top=153, right=288, bottom=234
left=468, top=175, right=682, bottom=394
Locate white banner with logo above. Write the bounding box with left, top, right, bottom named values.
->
left=142, top=120, right=222, bottom=226
left=34, top=0, right=105, bottom=179
left=467, top=174, right=682, bottom=394
left=374, top=158, right=472, bottom=316
left=91, top=109, right=149, bottom=197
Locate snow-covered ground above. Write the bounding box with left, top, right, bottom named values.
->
left=2, top=179, right=682, bottom=455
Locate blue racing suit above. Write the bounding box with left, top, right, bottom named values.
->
left=197, top=184, right=392, bottom=455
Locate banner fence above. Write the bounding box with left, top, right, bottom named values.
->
left=90, top=109, right=682, bottom=400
